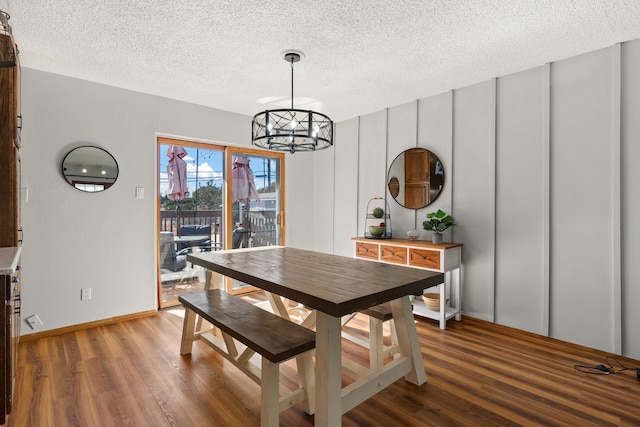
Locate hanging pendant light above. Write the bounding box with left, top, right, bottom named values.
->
left=252, top=50, right=333, bottom=154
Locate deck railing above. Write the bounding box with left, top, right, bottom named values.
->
left=247, top=216, right=277, bottom=247
left=160, top=209, right=224, bottom=249
left=160, top=209, right=277, bottom=249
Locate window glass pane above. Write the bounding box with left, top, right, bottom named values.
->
left=158, top=142, right=224, bottom=306
left=230, top=153, right=281, bottom=249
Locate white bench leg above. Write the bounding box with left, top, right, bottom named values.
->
left=389, top=319, right=399, bottom=357
left=261, top=357, right=280, bottom=427
left=196, top=271, right=224, bottom=333
left=369, top=317, right=384, bottom=370
left=180, top=308, right=197, bottom=355
left=296, top=351, right=316, bottom=415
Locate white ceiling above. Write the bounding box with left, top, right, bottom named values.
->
left=3, top=1, right=640, bottom=122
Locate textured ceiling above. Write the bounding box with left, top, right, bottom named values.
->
left=3, top=0, right=640, bottom=122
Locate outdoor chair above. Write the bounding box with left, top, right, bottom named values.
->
left=159, top=231, right=188, bottom=272
left=232, top=225, right=246, bottom=249
left=177, top=224, right=212, bottom=251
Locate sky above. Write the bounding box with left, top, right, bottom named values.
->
left=159, top=145, right=223, bottom=197
left=158, top=144, right=278, bottom=198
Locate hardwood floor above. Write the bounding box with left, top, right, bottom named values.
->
left=11, top=303, right=640, bottom=426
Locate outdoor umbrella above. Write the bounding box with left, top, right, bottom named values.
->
left=232, top=156, right=260, bottom=248
left=167, top=145, right=189, bottom=236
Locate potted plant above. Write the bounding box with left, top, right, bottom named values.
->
left=372, top=207, right=385, bottom=219
left=422, top=209, right=454, bottom=244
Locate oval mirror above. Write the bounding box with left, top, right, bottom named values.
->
left=62, top=146, right=119, bottom=192
left=387, top=147, right=444, bottom=209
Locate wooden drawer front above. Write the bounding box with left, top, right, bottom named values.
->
left=380, top=245, right=407, bottom=264
left=409, top=249, right=441, bottom=270
left=355, top=242, right=379, bottom=260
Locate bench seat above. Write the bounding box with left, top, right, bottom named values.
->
left=180, top=289, right=316, bottom=363
left=361, top=302, right=394, bottom=322
left=179, top=289, right=316, bottom=427
left=342, top=302, right=399, bottom=370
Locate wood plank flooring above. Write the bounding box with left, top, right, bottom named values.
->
left=11, top=304, right=640, bottom=426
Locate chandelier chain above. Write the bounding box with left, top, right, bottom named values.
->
left=290, top=56, right=294, bottom=110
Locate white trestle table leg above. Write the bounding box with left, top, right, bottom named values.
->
left=315, top=312, right=342, bottom=427
left=389, top=296, right=427, bottom=385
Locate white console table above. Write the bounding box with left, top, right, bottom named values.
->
left=352, top=237, right=463, bottom=329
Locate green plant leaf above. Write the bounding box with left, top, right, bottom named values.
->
left=423, top=210, right=455, bottom=232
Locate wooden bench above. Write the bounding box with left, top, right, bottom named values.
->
left=342, top=302, right=399, bottom=370
left=179, top=290, right=316, bottom=427
left=293, top=300, right=400, bottom=373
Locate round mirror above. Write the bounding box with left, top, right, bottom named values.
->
left=387, top=147, right=444, bottom=209
left=62, top=146, right=119, bottom=192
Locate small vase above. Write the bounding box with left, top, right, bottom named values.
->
left=432, top=233, right=443, bottom=244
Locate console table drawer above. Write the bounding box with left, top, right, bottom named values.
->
left=355, top=242, right=379, bottom=260
left=380, top=245, right=407, bottom=264
left=409, top=248, right=440, bottom=270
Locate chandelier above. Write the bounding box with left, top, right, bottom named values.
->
left=252, top=50, right=333, bottom=154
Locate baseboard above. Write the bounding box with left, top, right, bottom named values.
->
left=19, top=310, right=158, bottom=342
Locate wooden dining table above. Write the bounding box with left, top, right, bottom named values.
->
left=187, top=246, right=444, bottom=427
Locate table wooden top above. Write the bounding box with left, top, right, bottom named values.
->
left=187, top=246, right=444, bottom=317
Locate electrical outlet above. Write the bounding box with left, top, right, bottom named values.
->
left=26, top=315, right=43, bottom=329
left=81, top=288, right=92, bottom=301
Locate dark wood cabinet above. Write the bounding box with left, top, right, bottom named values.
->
left=0, top=25, right=21, bottom=426
left=0, top=32, right=20, bottom=248
left=1, top=260, right=20, bottom=425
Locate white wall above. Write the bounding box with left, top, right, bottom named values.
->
left=452, top=81, right=496, bottom=322
left=495, top=65, right=549, bottom=334
left=281, top=152, right=315, bottom=251
left=332, top=118, right=359, bottom=256
left=549, top=46, right=619, bottom=351
left=325, top=40, right=640, bottom=358
left=18, top=41, right=640, bottom=358
left=311, top=138, right=334, bottom=254
left=621, top=40, right=640, bottom=358
left=356, top=111, right=387, bottom=241
left=19, top=69, right=318, bottom=334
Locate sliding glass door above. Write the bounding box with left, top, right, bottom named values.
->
left=157, top=138, right=225, bottom=307
left=225, top=148, right=284, bottom=293
left=157, top=138, right=284, bottom=306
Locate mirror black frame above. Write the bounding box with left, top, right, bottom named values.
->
left=387, top=147, right=445, bottom=209
left=62, top=146, right=119, bottom=192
